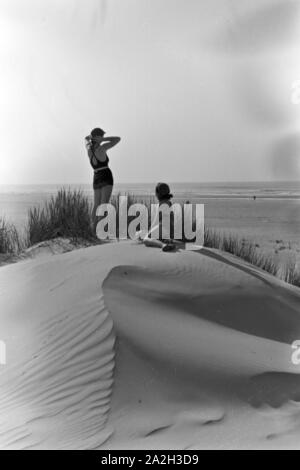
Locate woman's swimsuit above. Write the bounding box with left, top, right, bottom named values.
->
left=89, top=146, right=114, bottom=189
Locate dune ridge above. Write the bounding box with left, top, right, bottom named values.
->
left=0, top=249, right=116, bottom=449
left=0, top=241, right=300, bottom=449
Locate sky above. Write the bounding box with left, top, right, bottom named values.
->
left=0, top=0, right=300, bottom=185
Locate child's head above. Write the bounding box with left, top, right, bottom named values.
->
left=155, top=182, right=173, bottom=202
left=90, top=127, right=105, bottom=138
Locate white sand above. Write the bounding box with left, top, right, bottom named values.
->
left=0, top=240, right=299, bottom=449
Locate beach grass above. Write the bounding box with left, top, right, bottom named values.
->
left=1, top=188, right=299, bottom=287
left=103, top=193, right=300, bottom=287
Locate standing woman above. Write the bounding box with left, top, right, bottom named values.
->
left=85, top=127, right=121, bottom=233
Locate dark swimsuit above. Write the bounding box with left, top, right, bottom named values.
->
left=89, top=146, right=114, bottom=190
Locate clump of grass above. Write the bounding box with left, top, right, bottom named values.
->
left=204, top=227, right=300, bottom=286
left=0, top=217, right=22, bottom=254
left=25, top=188, right=95, bottom=246
left=4, top=189, right=300, bottom=288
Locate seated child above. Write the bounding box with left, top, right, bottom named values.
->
left=136, top=182, right=184, bottom=252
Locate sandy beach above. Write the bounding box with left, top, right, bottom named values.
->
left=0, top=240, right=299, bottom=450
left=1, top=0, right=300, bottom=455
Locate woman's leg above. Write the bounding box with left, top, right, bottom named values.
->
left=143, top=238, right=164, bottom=248
left=92, top=189, right=102, bottom=234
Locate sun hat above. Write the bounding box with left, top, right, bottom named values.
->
left=155, top=182, right=173, bottom=199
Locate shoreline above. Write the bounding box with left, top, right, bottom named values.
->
left=1, top=234, right=299, bottom=288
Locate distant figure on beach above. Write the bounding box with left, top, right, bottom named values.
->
left=253, top=195, right=256, bottom=201
left=136, top=183, right=182, bottom=252
left=85, top=127, right=121, bottom=233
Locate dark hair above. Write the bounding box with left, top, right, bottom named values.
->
left=91, top=127, right=105, bottom=138
left=155, top=182, right=173, bottom=201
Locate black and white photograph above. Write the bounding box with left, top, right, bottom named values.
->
left=0, top=0, right=300, bottom=452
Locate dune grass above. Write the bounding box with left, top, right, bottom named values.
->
left=0, top=217, right=23, bottom=254
left=109, top=194, right=300, bottom=286
left=203, top=228, right=300, bottom=285
left=25, top=188, right=95, bottom=246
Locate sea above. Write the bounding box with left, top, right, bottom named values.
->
left=0, top=181, right=299, bottom=253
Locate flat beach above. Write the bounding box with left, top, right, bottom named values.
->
left=0, top=240, right=299, bottom=449
left=1, top=0, right=300, bottom=453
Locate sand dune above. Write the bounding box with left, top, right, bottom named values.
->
left=0, top=241, right=299, bottom=449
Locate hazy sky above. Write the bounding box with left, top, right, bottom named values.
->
left=0, top=0, right=299, bottom=185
